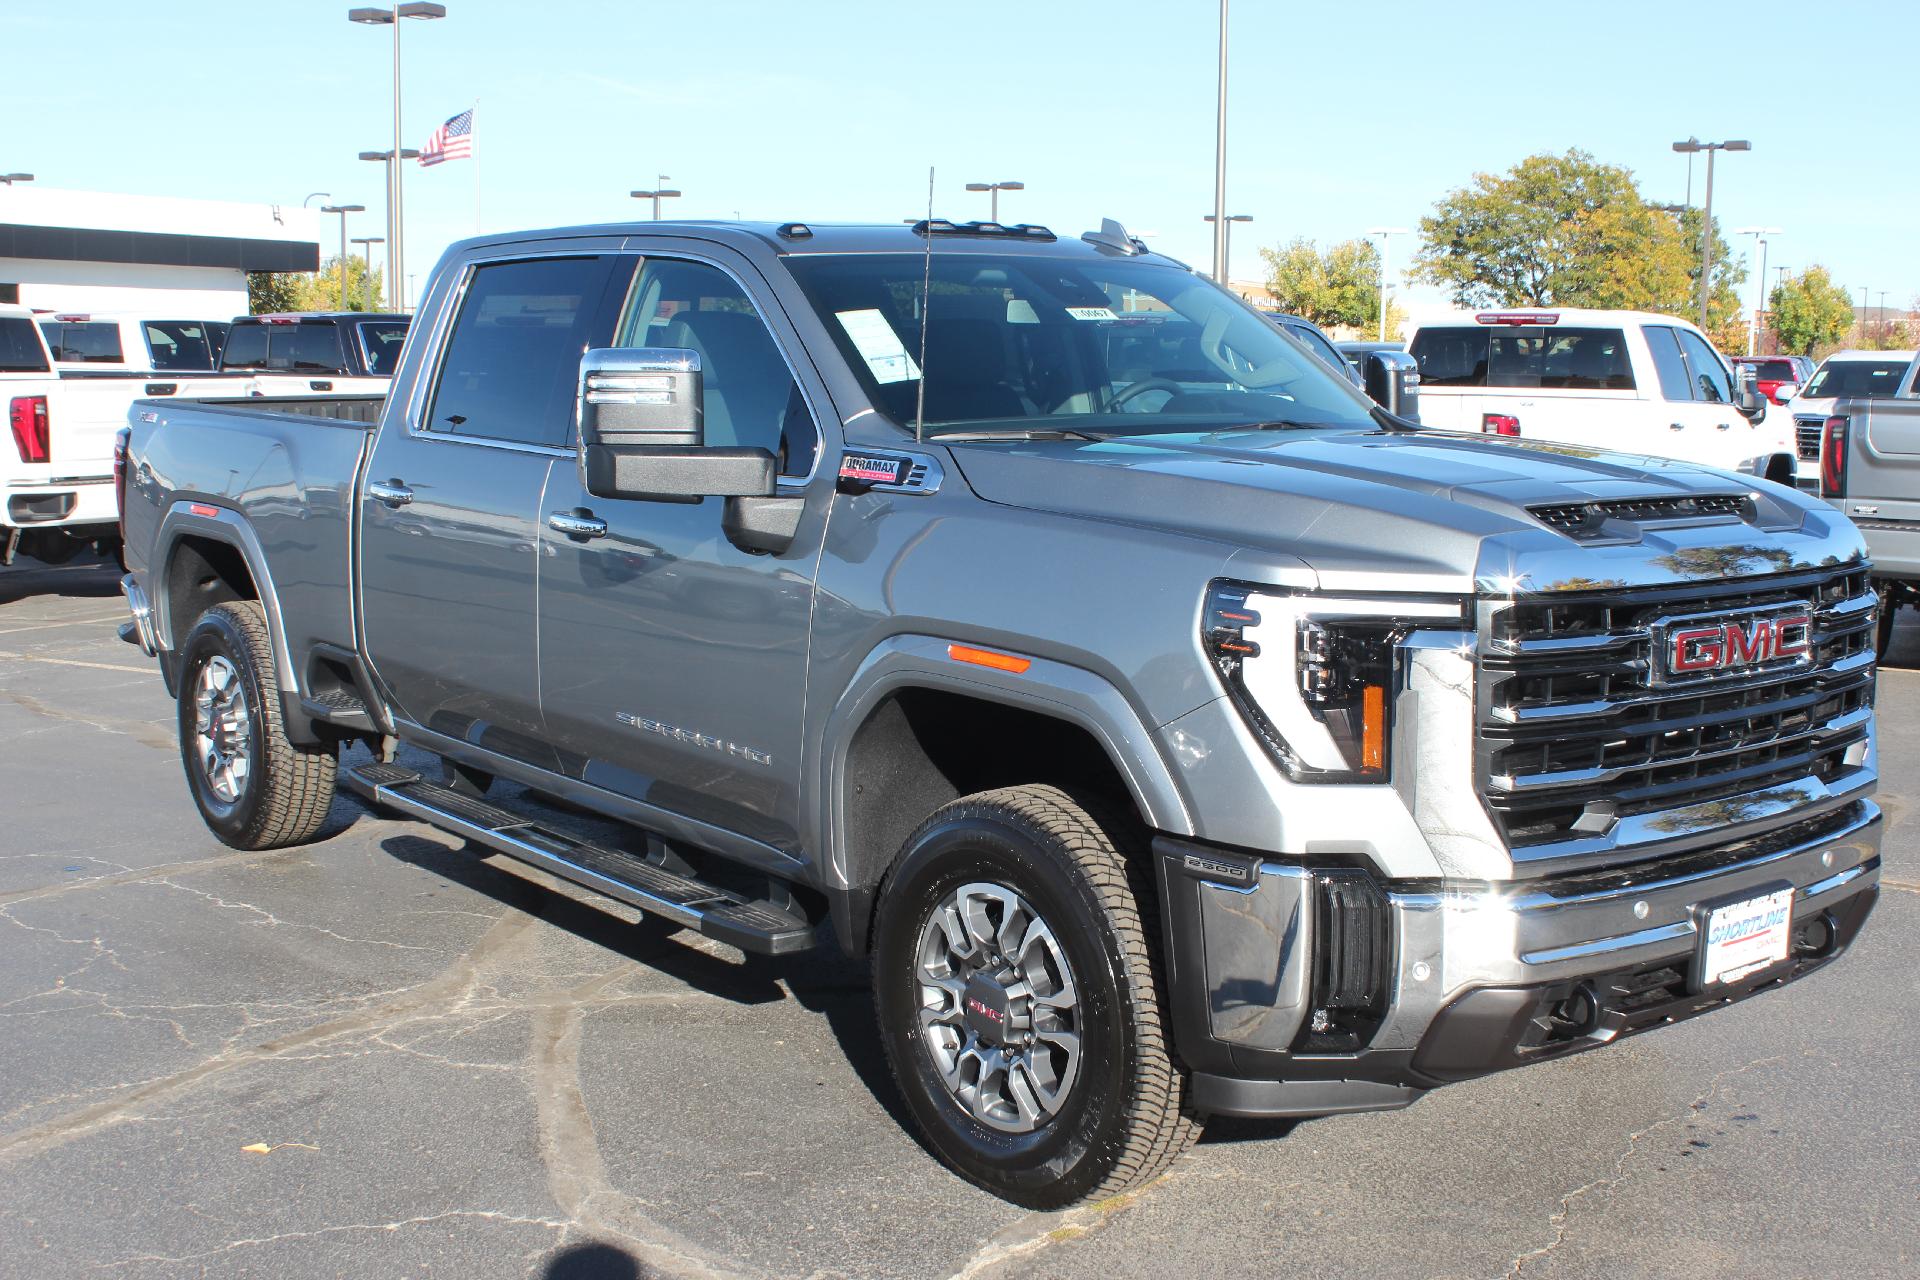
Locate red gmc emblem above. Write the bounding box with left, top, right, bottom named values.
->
left=1656, top=609, right=1813, bottom=683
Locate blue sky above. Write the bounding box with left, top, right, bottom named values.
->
left=4, top=0, right=1914, bottom=309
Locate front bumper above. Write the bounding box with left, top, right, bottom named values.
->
left=1157, top=799, right=1882, bottom=1117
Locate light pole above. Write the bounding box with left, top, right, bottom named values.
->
left=1732, top=226, right=1781, bottom=356
left=1860, top=286, right=1870, bottom=343
left=351, top=236, right=385, bottom=311
left=302, top=192, right=331, bottom=207
left=0, top=173, right=33, bottom=185
left=630, top=177, right=681, bottom=220
left=359, top=149, right=420, bottom=308
left=1202, top=214, right=1252, bottom=286
left=321, top=205, right=365, bottom=311
left=964, top=181, right=1024, bottom=223
left=1672, top=138, right=1749, bottom=329
left=349, top=4, right=448, bottom=319
left=1368, top=227, right=1410, bottom=341
left=1210, top=0, right=1229, bottom=283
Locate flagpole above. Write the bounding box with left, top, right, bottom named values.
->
left=471, top=100, right=480, bottom=235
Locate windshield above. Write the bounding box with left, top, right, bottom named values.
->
left=0, top=317, right=49, bottom=373
left=1803, top=358, right=1911, bottom=399
left=144, top=322, right=219, bottom=371
left=784, top=253, right=1378, bottom=436
left=357, top=320, right=408, bottom=375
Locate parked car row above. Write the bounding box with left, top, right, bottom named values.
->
left=3, top=306, right=410, bottom=566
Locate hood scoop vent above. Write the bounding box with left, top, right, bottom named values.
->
left=1531, top=494, right=1752, bottom=540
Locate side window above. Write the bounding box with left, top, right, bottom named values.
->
left=427, top=255, right=625, bottom=448
left=1674, top=328, right=1733, bottom=404
left=1642, top=326, right=1695, bottom=401
left=42, top=322, right=123, bottom=363
left=1409, top=327, right=1488, bottom=386
left=288, top=324, right=345, bottom=372
left=220, top=325, right=269, bottom=370
left=616, top=257, right=818, bottom=477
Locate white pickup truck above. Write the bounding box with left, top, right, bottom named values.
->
left=1407, top=308, right=1797, bottom=484
left=3, top=305, right=238, bottom=565
left=37, top=312, right=232, bottom=374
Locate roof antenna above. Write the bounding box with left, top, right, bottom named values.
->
left=914, top=165, right=934, bottom=444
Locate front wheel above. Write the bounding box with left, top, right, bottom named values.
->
left=872, top=785, right=1199, bottom=1208
left=177, top=600, right=337, bottom=849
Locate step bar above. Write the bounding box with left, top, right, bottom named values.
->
left=342, top=762, right=815, bottom=955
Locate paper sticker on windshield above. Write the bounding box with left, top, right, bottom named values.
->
left=836, top=309, right=921, bottom=384
left=1065, top=306, right=1118, bottom=322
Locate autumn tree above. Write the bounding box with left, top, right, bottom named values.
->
left=246, top=272, right=305, bottom=314
left=1258, top=237, right=1395, bottom=332
left=1767, top=266, right=1854, bottom=354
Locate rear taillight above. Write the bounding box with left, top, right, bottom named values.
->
left=113, top=426, right=132, bottom=545
left=9, top=395, right=49, bottom=464
left=1482, top=413, right=1521, bottom=437
left=1820, top=415, right=1849, bottom=498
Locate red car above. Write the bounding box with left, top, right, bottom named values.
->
left=1730, top=355, right=1815, bottom=406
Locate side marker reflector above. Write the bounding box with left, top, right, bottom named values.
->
left=948, top=643, right=1032, bottom=674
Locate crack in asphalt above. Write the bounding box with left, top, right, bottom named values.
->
left=1499, top=1054, right=1786, bottom=1279
left=92, top=1208, right=576, bottom=1270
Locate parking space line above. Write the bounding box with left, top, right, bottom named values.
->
left=0, top=613, right=129, bottom=636
left=0, top=650, right=152, bottom=674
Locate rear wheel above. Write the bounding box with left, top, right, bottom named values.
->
left=177, top=601, right=337, bottom=849
left=872, top=784, right=1199, bottom=1207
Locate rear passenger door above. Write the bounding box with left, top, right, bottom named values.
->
left=359, top=249, right=633, bottom=770
left=1642, top=324, right=1747, bottom=467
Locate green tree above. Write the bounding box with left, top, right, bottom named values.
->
left=1258, top=237, right=1383, bottom=330
left=246, top=272, right=306, bottom=314
left=1767, top=266, right=1854, bottom=354
left=1412, top=149, right=1742, bottom=328
left=296, top=255, right=387, bottom=312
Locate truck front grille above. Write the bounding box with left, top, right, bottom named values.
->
left=1794, top=416, right=1825, bottom=462
left=1478, top=566, right=1875, bottom=858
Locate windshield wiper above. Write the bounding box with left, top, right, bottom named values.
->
left=928, top=426, right=1106, bottom=443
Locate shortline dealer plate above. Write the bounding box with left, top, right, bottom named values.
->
left=1696, top=885, right=1794, bottom=988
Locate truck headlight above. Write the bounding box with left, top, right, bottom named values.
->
left=1203, top=582, right=1465, bottom=782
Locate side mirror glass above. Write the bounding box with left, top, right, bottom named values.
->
left=576, top=347, right=775, bottom=502
left=1775, top=383, right=1799, bottom=403
left=1362, top=350, right=1421, bottom=422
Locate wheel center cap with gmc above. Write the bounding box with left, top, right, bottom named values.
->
left=962, top=975, right=1015, bottom=1045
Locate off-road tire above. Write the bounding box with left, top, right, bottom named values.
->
left=872, top=784, right=1200, bottom=1207
left=177, top=600, right=336, bottom=850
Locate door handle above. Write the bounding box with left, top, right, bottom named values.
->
left=368, top=479, right=414, bottom=507
left=1716, top=421, right=1733, bottom=430
left=1669, top=422, right=1686, bottom=431
left=548, top=509, right=608, bottom=540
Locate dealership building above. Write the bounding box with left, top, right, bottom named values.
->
left=0, top=185, right=320, bottom=318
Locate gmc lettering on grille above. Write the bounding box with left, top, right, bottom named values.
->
left=1662, top=612, right=1813, bottom=680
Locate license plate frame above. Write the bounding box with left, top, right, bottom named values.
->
left=1691, top=881, right=1795, bottom=991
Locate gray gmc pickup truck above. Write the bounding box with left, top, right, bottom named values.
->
left=117, top=217, right=1882, bottom=1208
left=1815, top=351, right=1920, bottom=654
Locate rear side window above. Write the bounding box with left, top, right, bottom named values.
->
left=356, top=320, right=408, bottom=375
left=1409, top=327, right=1488, bottom=385
left=143, top=322, right=217, bottom=371
left=427, top=255, right=626, bottom=447
left=220, top=325, right=269, bottom=369
left=1643, top=326, right=1695, bottom=401
left=0, top=317, right=49, bottom=372
left=1410, top=325, right=1632, bottom=389
left=40, top=321, right=124, bottom=364
left=1673, top=328, right=1733, bottom=403
left=274, top=324, right=344, bottom=372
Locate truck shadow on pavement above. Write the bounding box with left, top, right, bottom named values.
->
left=374, top=827, right=929, bottom=1146
left=0, top=556, right=122, bottom=604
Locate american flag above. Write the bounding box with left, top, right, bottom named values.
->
left=419, top=108, right=473, bottom=166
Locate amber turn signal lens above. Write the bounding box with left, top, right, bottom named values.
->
left=948, top=643, right=1032, bottom=674
left=1361, top=684, right=1386, bottom=771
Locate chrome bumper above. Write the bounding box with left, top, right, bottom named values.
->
left=119, top=573, right=157, bottom=657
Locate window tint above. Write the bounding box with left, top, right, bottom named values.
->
left=617, top=258, right=816, bottom=475
left=1643, top=326, right=1696, bottom=401
left=41, top=321, right=124, bottom=364
left=1739, top=359, right=1797, bottom=382
left=429, top=256, right=624, bottom=447
left=1280, top=320, right=1348, bottom=376
left=0, top=317, right=49, bottom=372
left=273, top=324, right=344, bottom=372
left=220, top=324, right=269, bottom=369
left=356, top=320, right=408, bottom=375
left=1673, top=328, right=1733, bottom=403
left=1803, top=358, right=1911, bottom=400
left=1409, top=327, right=1489, bottom=385
left=143, top=322, right=217, bottom=371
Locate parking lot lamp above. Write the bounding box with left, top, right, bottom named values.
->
left=349, top=4, right=447, bottom=323
left=1673, top=139, right=1749, bottom=328
left=1202, top=214, right=1252, bottom=288
left=359, top=150, right=420, bottom=307
left=1733, top=226, right=1781, bottom=356
left=630, top=179, right=681, bottom=220
left=1368, top=227, right=1410, bottom=340
left=321, top=205, right=366, bottom=310
left=351, top=236, right=385, bottom=311
left=964, top=181, right=1024, bottom=223
left=1, top=173, right=36, bottom=185
left=1210, top=0, right=1229, bottom=282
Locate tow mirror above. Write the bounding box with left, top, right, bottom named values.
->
left=1732, top=367, right=1766, bottom=422
left=1775, top=382, right=1800, bottom=403
left=576, top=347, right=774, bottom=502
left=1362, top=350, right=1421, bottom=422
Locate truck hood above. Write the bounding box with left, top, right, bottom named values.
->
left=943, top=426, right=1866, bottom=595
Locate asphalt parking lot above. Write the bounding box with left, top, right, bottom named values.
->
left=2, top=554, right=1916, bottom=1280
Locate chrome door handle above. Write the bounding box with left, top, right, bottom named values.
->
left=548, top=510, right=608, bottom=539
left=368, top=479, right=414, bottom=507
left=1716, top=421, right=1733, bottom=430
left=1669, top=422, right=1686, bottom=431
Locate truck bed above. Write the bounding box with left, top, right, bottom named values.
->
left=122, top=395, right=384, bottom=679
